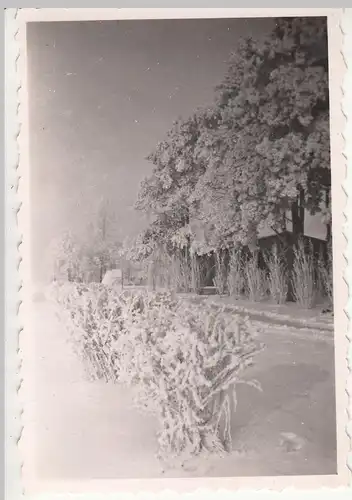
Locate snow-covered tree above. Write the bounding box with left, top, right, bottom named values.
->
left=84, top=201, right=122, bottom=282
left=136, top=17, right=330, bottom=256
left=47, top=231, right=84, bottom=282
left=201, top=16, right=330, bottom=246
left=47, top=202, right=122, bottom=283
left=135, top=110, right=220, bottom=254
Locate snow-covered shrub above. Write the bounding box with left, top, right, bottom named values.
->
left=264, top=245, right=288, bottom=304
left=54, top=283, right=263, bottom=468
left=227, top=249, right=244, bottom=299
left=114, top=296, right=264, bottom=468
left=244, top=254, right=268, bottom=302
left=292, top=240, right=317, bottom=309
left=53, top=281, right=124, bottom=381
left=214, top=252, right=227, bottom=296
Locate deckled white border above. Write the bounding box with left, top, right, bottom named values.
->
left=342, top=8, right=352, bottom=480
left=6, top=7, right=351, bottom=498
left=5, top=8, right=23, bottom=500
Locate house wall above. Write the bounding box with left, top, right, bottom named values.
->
left=198, top=233, right=329, bottom=288
left=258, top=209, right=328, bottom=241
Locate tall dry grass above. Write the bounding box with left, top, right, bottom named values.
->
left=291, top=239, right=317, bottom=309
left=147, top=247, right=202, bottom=293
left=227, top=249, right=245, bottom=299
left=214, top=252, right=228, bottom=296
left=264, top=245, right=288, bottom=305
left=244, top=253, right=268, bottom=302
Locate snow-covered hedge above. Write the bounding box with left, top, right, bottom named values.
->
left=53, top=282, right=264, bottom=467
left=50, top=281, right=124, bottom=381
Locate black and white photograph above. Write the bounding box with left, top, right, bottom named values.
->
left=19, top=9, right=348, bottom=490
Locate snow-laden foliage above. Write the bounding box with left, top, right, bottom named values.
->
left=84, top=202, right=122, bottom=283
left=52, top=281, right=123, bottom=381
left=135, top=17, right=330, bottom=256
left=53, top=282, right=264, bottom=467
left=47, top=231, right=85, bottom=283
left=46, top=202, right=122, bottom=284
left=114, top=293, right=264, bottom=468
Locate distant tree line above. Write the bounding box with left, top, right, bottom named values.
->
left=48, top=202, right=121, bottom=283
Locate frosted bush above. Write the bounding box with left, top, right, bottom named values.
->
left=54, top=283, right=264, bottom=468
left=114, top=296, right=264, bottom=467
left=53, top=282, right=124, bottom=381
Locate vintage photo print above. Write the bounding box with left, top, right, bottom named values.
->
left=16, top=8, right=349, bottom=495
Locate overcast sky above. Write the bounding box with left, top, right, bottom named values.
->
left=27, top=17, right=276, bottom=281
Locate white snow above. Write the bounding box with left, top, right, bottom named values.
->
left=102, top=269, right=123, bottom=287
left=23, top=297, right=163, bottom=480
left=21, top=290, right=336, bottom=485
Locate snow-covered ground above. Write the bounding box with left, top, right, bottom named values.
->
left=188, top=294, right=334, bottom=333
left=23, top=292, right=337, bottom=482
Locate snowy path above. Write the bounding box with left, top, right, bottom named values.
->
left=193, top=296, right=334, bottom=334
left=28, top=300, right=162, bottom=479
left=25, top=295, right=337, bottom=481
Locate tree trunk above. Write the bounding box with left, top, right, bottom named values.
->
left=286, top=187, right=305, bottom=302
left=99, top=259, right=106, bottom=283
left=292, top=187, right=305, bottom=236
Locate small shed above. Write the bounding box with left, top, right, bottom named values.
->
left=102, top=269, right=123, bottom=288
